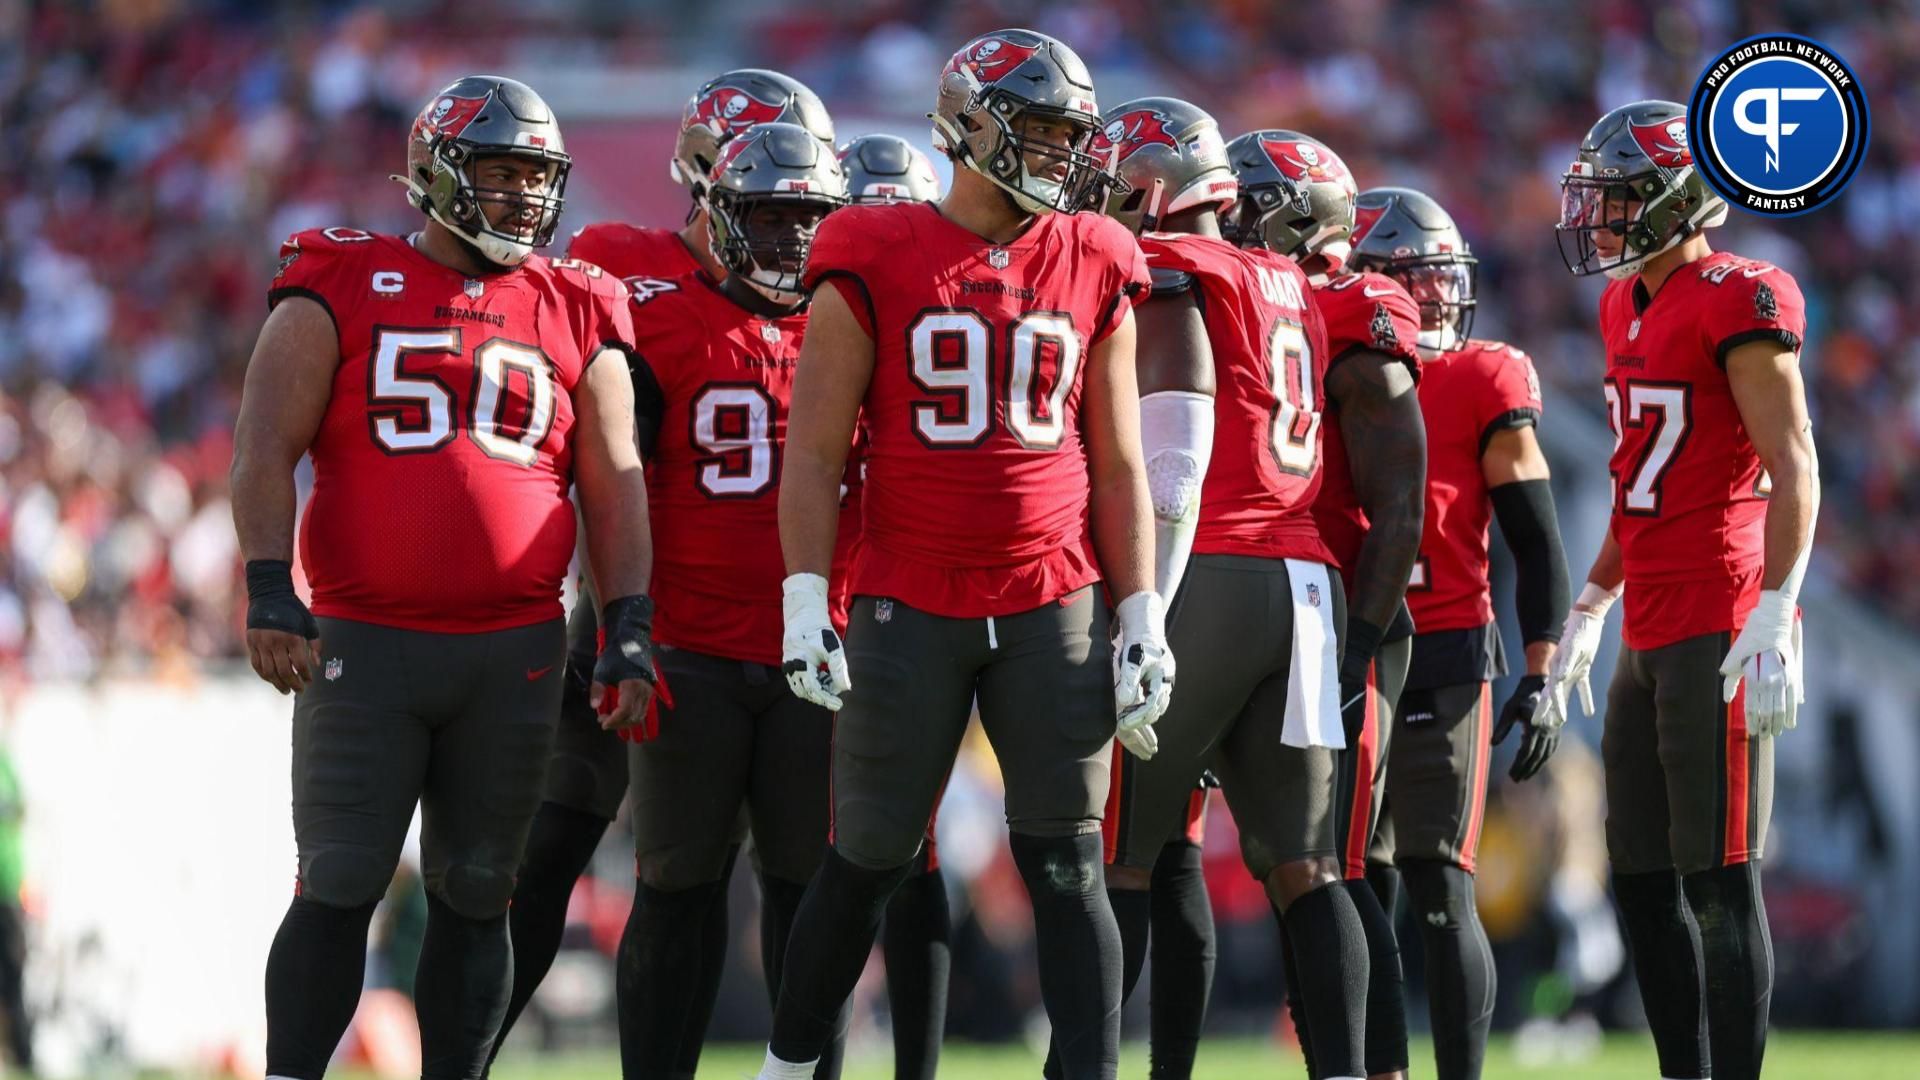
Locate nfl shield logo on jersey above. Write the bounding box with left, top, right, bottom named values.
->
left=987, top=248, right=1010, bottom=270
left=761, top=322, right=782, bottom=343
left=464, top=278, right=484, bottom=299
left=324, top=657, right=344, bottom=681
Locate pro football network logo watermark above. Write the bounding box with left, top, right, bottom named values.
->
left=1688, top=33, right=1869, bottom=217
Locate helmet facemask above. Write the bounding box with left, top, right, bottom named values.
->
left=409, top=139, right=570, bottom=269
left=942, top=87, right=1121, bottom=215
left=1385, top=255, right=1477, bottom=353
left=1224, top=178, right=1352, bottom=275
left=1556, top=163, right=1724, bottom=280
left=707, top=190, right=839, bottom=305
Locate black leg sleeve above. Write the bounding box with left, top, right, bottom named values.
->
left=1614, top=869, right=1710, bottom=1079
left=882, top=864, right=951, bottom=1080
left=1683, top=862, right=1772, bottom=1080
left=617, top=876, right=729, bottom=1080
left=415, top=893, right=514, bottom=1080
left=768, top=849, right=913, bottom=1065
left=491, top=801, right=610, bottom=1062
left=1148, top=840, right=1215, bottom=1080
left=265, top=895, right=379, bottom=1080
left=1281, top=883, right=1368, bottom=1080
left=1012, top=831, right=1121, bottom=1080
left=1400, top=859, right=1494, bottom=1080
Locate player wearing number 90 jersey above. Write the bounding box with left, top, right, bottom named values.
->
left=812, top=201, right=1147, bottom=615
left=757, top=29, right=1166, bottom=1080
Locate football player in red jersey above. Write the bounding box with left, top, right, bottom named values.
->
left=837, top=130, right=954, bottom=1080
left=491, top=67, right=834, bottom=1069
left=594, top=122, right=854, bottom=1079
left=230, top=76, right=657, bottom=1080
left=1550, top=100, right=1817, bottom=1080
left=753, top=29, right=1167, bottom=1080
left=1079, top=96, right=1369, bottom=1080
left=1349, top=188, right=1572, bottom=1080
left=1228, top=130, right=1424, bottom=1080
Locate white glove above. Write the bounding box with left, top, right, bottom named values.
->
left=781, top=573, right=850, bottom=710
left=1720, top=590, right=1802, bottom=739
left=1114, top=591, right=1175, bottom=760
left=1535, top=581, right=1619, bottom=731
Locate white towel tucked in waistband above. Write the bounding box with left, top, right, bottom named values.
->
left=1282, top=559, right=1344, bottom=749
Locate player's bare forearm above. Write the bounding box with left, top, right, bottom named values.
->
left=1084, top=306, right=1155, bottom=598
left=1524, top=640, right=1555, bottom=677
left=1584, top=531, right=1625, bottom=595
left=574, top=347, right=653, bottom=601
left=230, top=297, right=338, bottom=561
left=779, top=448, right=844, bottom=577
left=1329, top=349, right=1426, bottom=630
left=780, top=280, right=871, bottom=576
left=1727, top=340, right=1820, bottom=589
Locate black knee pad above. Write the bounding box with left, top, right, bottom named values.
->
left=1009, top=831, right=1104, bottom=901
left=300, top=846, right=397, bottom=910
left=1400, top=858, right=1474, bottom=931
left=432, top=862, right=517, bottom=920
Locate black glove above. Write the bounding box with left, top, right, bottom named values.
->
left=245, top=560, right=318, bottom=639
left=1338, top=617, right=1385, bottom=747
left=1495, top=673, right=1556, bottom=782
left=592, top=594, right=659, bottom=704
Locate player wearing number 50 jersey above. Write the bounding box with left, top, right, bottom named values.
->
left=1080, top=96, right=1368, bottom=1080
left=1551, top=100, right=1818, bottom=1080
left=1229, top=129, right=1424, bottom=1080
left=754, top=29, right=1167, bottom=1080
left=1350, top=187, right=1572, bottom=1080
left=230, top=76, right=656, bottom=1080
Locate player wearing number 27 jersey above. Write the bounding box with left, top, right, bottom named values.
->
left=1552, top=100, right=1819, bottom=1080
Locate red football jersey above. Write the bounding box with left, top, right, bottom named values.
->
left=1308, top=272, right=1423, bottom=585
left=1599, top=252, right=1806, bottom=650
left=1406, top=340, right=1544, bottom=633
left=628, top=274, right=823, bottom=665
left=570, top=223, right=864, bottom=637
left=804, top=202, right=1151, bottom=618
left=566, top=222, right=704, bottom=286
left=1138, top=233, right=1334, bottom=563
left=269, top=227, right=634, bottom=632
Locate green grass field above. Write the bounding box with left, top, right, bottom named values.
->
left=433, top=1032, right=1919, bottom=1079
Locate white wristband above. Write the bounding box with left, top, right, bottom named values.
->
left=1574, top=580, right=1622, bottom=616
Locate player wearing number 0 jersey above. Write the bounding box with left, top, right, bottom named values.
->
left=1551, top=100, right=1819, bottom=1080
left=1229, top=128, right=1425, bottom=1079
left=1350, top=188, right=1572, bottom=1080
left=756, top=29, right=1169, bottom=1080
left=234, top=77, right=658, bottom=1080
left=1080, top=96, right=1369, bottom=1080
left=492, top=69, right=838, bottom=1071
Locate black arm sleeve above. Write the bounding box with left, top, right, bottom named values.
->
left=1490, top=478, right=1570, bottom=646
left=629, top=353, right=666, bottom=460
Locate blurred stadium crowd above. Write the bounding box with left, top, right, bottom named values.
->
left=0, top=0, right=1914, bottom=1058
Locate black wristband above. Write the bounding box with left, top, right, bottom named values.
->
left=600, top=593, right=655, bottom=634
left=245, top=559, right=297, bottom=601
left=1343, top=616, right=1387, bottom=674
left=1490, top=478, right=1571, bottom=646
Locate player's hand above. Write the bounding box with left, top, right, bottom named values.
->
left=782, top=573, right=850, bottom=711
left=1535, top=585, right=1617, bottom=731
left=1495, top=673, right=1556, bottom=781
left=244, top=559, right=321, bottom=695
left=1720, top=590, right=1801, bottom=739
left=1114, top=591, right=1174, bottom=760
left=592, top=594, right=659, bottom=732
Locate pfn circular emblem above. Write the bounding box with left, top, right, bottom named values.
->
left=1689, top=33, right=1869, bottom=217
